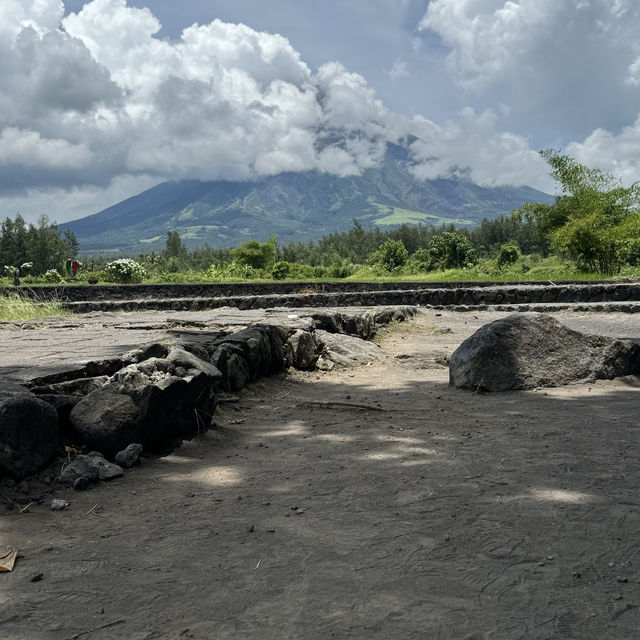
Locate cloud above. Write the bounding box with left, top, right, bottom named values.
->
left=567, top=116, right=640, bottom=187
left=386, top=58, right=409, bottom=81
left=420, top=0, right=640, bottom=137
left=1, top=0, right=565, bottom=222
left=0, top=127, right=91, bottom=169
left=409, top=108, right=550, bottom=191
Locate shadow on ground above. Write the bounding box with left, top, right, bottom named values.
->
left=2, top=358, right=640, bottom=640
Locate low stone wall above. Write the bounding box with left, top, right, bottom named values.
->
left=2, top=277, right=635, bottom=303
left=1, top=307, right=417, bottom=480
left=52, top=282, right=640, bottom=313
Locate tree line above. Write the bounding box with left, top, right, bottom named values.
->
left=2, top=151, right=639, bottom=281
left=0, top=215, right=78, bottom=276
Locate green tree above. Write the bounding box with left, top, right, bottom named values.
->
left=369, top=239, right=409, bottom=272
left=231, top=236, right=276, bottom=270
left=514, top=150, right=640, bottom=273
left=0, top=215, right=28, bottom=268
left=63, top=229, right=79, bottom=259
left=427, top=231, right=477, bottom=270
left=496, top=244, right=520, bottom=268
left=25, top=216, right=66, bottom=275
left=163, top=231, right=188, bottom=260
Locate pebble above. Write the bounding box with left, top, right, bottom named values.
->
left=30, top=573, right=44, bottom=582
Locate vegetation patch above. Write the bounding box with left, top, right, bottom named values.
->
left=0, top=292, right=68, bottom=322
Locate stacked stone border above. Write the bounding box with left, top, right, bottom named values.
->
left=2, top=280, right=640, bottom=314
left=1, top=307, right=416, bottom=480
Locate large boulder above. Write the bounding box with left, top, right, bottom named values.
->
left=449, top=313, right=640, bottom=392
left=0, top=381, right=58, bottom=478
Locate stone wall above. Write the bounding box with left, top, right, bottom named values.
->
left=3, top=278, right=635, bottom=302
left=53, top=282, right=640, bottom=313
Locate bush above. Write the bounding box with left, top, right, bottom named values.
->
left=288, top=263, right=317, bottom=279
left=43, top=269, right=64, bottom=283
left=369, top=239, right=409, bottom=272
left=272, top=261, right=291, bottom=280
left=427, top=232, right=477, bottom=270
left=620, top=238, right=640, bottom=266
left=104, top=258, right=147, bottom=284
left=327, top=259, right=357, bottom=279
left=407, top=248, right=433, bottom=273
left=206, top=261, right=260, bottom=281
left=496, top=244, right=521, bottom=268
left=230, top=237, right=276, bottom=270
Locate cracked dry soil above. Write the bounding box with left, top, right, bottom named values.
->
left=2, top=310, right=640, bottom=639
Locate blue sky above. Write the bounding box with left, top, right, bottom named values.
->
left=3, top=0, right=640, bottom=222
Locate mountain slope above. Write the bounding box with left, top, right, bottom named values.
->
left=61, top=144, right=553, bottom=253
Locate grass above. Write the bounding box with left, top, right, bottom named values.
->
left=4, top=256, right=640, bottom=288
left=0, top=292, right=69, bottom=322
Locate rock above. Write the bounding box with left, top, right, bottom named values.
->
left=449, top=313, right=640, bottom=392
left=0, top=380, right=58, bottom=479
left=93, top=457, right=123, bottom=480
left=114, top=443, right=143, bottom=468
left=73, top=476, right=90, bottom=491
left=35, top=394, right=82, bottom=412
left=288, top=330, right=318, bottom=370
left=70, top=391, right=141, bottom=457
left=70, top=357, right=218, bottom=456
left=51, top=498, right=69, bottom=510
left=166, top=348, right=223, bottom=380
left=313, top=330, right=384, bottom=368
left=30, top=376, right=109, bottom=397
left=60, top=455, right=100, bottom=482
left=35, top=394, right=82, bottom=437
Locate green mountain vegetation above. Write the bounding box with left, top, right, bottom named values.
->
left=59, top=143, right=553, bottom=254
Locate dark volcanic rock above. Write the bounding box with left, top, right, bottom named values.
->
left=70, top=355, right=220, bottom=456
left=70, top=390, right=141, bottom=456
left=0, top=381, right=58, bottom=478
left=60, top=454, right=123, bottom=483
left=449, top=313, right=640, bottom=391
left=114, top=443, right=143, bottom=468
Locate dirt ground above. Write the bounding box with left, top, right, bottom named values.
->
left=2, top=309, right=640, bottom=639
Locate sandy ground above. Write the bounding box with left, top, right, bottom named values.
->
left=2, top=309, right=640, bottom=639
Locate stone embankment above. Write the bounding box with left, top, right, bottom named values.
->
left=0, top=307, right=416, bottom=481
left=4, top=280, right=640, bottom=314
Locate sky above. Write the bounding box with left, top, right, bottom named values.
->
left=3, top=0, right=640, bottom=223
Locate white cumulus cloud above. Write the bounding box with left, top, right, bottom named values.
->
left=1, top=0, right=576, bottom=222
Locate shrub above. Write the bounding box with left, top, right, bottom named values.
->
left=43, top=269, right=64, bottom=283
left=327, top=259, right=357, bottom=279
left=288, top=263, right=316, bottom=279
left=206, top=261, right=260, bottom=281
left=369, top=239, right=409, bottom=272
left=272, top=261, right=291, bottom=280
left=496, top=244, right=521, bottom=268
left=104, top=258, right=146, bottom=284
left=620, top=238, right=640, bottom=266
left=427, top=232, right=477, bottom=270
left=407, top=248, right=433, bottom=273
left=230, top=237, right=276, bottom=270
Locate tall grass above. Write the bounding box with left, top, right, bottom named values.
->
left=0, top=292, right=69, bottom=322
